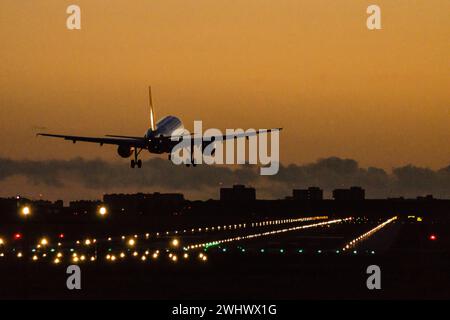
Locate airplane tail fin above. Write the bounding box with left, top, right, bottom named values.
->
left=148, top=86, right=156, bottom=131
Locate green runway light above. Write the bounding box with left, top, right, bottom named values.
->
left=280, top=249, right=284, bottom=253
left=298, top=249, right=303, bottom=253
left=260, top=249, right=265, bottom=253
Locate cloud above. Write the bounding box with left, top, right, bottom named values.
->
left=0, top=157, right=448, bottom=199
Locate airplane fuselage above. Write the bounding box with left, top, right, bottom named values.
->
left=145, top=115, right=184, bottom=154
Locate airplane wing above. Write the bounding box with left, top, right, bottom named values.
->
left=169, top=128, right=283, bottom=142
left=37, top=133, right=148, bottom=148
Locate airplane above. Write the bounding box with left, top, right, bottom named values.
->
left=38, top=87, right=281, bottom=168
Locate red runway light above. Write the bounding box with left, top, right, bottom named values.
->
left=59, top=233, right=65, bottom=239
left=14, top=233, right=22, bottom=240
left=429, top=234, right=437, bottom=241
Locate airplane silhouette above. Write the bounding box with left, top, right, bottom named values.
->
left=38, top=87, right=281, bottom=168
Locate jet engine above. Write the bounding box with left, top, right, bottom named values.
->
left=117, top=145, right=134, bottom=158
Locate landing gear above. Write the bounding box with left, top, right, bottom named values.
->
left=131, top=148, right=143, bottom=169
left=185, top=162, right=197, bottom=167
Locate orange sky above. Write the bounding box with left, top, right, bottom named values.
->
left=1, top=0, right=449, bottom=170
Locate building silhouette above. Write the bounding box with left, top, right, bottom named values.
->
left=293, top=187, right=323, bottom=200
left=220, top=185, right=256, bottom=202
left=333, top=186, right=365, bottom=200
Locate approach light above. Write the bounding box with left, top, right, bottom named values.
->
left=98, top=206, right=108, bottom=216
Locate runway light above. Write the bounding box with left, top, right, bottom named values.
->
left=21, top=206, right=31, bottom=217
left=0, top=238, right=4, bottom=245
left=183, top=253, right=189, bottom=259
left=429, top=234, right=437, bottom=241
left=14, top=233, right=22, bottom=240
left=17, top=252, right=23, bottom=258
left=85, top=239, right=91, bottom=246
left=127, top=238, right=136, bottom=247
left=171, top=238, right=180, bottom=247
left=54, top=258, right=61, bottom=264
left=59, top=233, right=65, bottom=239
left=40, top=238, right=49, bottom=246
